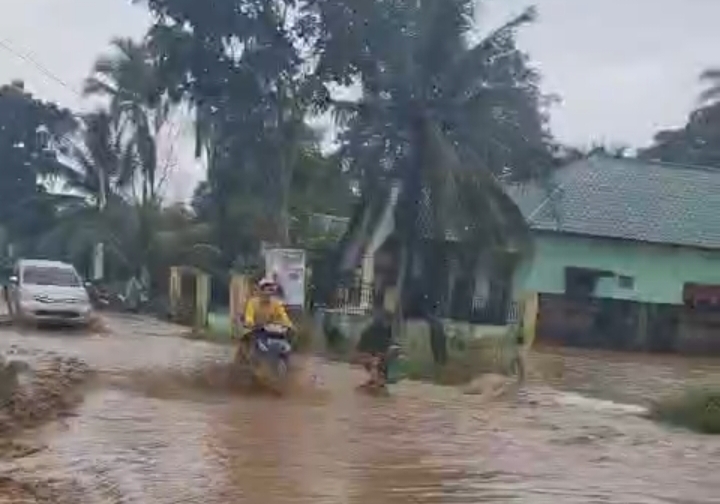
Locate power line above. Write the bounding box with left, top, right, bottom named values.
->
left=0, top=37, right=82, bottom=97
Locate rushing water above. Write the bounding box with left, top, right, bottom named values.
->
left=0, top=315, right=718, bottom=503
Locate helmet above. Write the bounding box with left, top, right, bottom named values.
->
left=258, top=278, right=276, bottom=290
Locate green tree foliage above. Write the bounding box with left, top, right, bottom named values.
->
left=640, top=69, right=720, bottom=166
left=138, top=0, right=555, bottom=272
left=35, top=111, right=134, bottom=273
left=139, top=0, right=322, bottom=257
left=84, top=38, right=169, bottom=203
left=556, top=143, right=631, bottom=164
left=190, top=147, right=354, bottom=252
left=56, top=110, right=134, bottom=204
left=639, top=103, right=720, bottom=167
left=313, top=0, right=556, bottom=310
left=0, top=81, right=76, bottom=250
left=2, top=0, right=556, bottom=295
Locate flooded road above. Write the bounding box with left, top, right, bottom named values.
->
left=530, top=344, right=720, bottom=405
left=0, top=315, right=718, bottom=503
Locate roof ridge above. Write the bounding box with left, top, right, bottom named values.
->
left=592, top=153, right=720, bottom=174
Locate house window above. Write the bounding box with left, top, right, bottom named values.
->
left=564, top=267, right=612, bottom=298
left=618, top=275, right=634, bottom=290
left=683, top=283, right=720, bottom=312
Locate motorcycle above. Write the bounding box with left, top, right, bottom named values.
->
left=121, top=277, right=149, bottom=313
left=236, top=323, right=293, bottom=394
left=356, top=343, right=403, bottom=395
left=85, top=281, right=122, bottom=310
left=383, top=343, right=403, bottom=384
left=85, top=281, right=148, bottom=312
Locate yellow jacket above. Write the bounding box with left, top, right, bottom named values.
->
left=243, top=296, right=293, bottom=329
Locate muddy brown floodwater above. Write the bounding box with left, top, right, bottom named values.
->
left=0, top=314, right=718, bottom=503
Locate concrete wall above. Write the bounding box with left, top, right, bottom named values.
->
left=403, top=320, right=510, bottom=367
left=514, top=233, right=720, bottom=305
left=317, top=309, right=512, bottom=366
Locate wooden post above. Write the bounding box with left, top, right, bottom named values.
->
left=169, top=266, right=181, bottom=322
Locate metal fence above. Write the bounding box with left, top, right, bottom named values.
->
left=316, top=280, right=518, bottom=326
left=435, top=296, right=516, bottom=326
left=314, top=281, right=375, bottom=314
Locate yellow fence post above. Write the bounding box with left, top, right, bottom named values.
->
left=169, top=266, right=181, bottom=322
left=229, top=274, right=251, bottom=332
left=195, top=272, right=210, bottom=329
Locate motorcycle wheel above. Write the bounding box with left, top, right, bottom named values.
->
left=275, top=357, right=288, bottom=381
left=253, top=356, right=288, bottom=395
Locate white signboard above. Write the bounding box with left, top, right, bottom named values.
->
left=264, top=248, right=306, bottom=307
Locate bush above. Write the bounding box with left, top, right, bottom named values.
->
left=649, top=386, right=720, bottom=434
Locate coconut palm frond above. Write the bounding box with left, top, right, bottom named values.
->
left=420, top=118, right=530, bottom=251
left=84, top=37, right=167, bottom=203
left=698, top=68, right=720, bottom=104
left=700, top=68, right=720, bottom=81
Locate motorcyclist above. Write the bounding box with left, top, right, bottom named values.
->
left=237, top=278, right=294, bottom=361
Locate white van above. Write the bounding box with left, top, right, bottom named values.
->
left=8, top=259, right=92, bottom=326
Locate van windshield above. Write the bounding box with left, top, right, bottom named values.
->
left=22, top=266, right=81, bottom=287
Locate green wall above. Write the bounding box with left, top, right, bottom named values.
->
left=514, top=233, right=720, bottom=305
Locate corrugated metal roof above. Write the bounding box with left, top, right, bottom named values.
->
left=508, top=156, right=720, bottom=249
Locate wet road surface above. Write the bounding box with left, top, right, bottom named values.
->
left=0, top=315, right=718, bottom=503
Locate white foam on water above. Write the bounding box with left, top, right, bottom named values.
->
left=553, top=391, right=647, bottom=416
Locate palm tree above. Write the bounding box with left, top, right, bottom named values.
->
left=84, top=38, right=168, bottom=204
left=143, top=6, right=325, bottom=250
left=82, top=38, right=176, bottom=286
left=699, top=68, right=720, bottom=104
left=315, top=0, right=554, bottom=318
left=37, top=111, right=134, bottom=276
left=57, top=111, right=132, bottom=204
left=639, top=69, right=720, bottom=167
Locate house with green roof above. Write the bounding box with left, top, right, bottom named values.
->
left=511, top=155, right=720, bottom=353
left=324, top=154, right=720, bottom=354
left=331, top=181, right=519, bottom=326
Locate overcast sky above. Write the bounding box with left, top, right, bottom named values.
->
left=1, top=0, right=718, bottom=201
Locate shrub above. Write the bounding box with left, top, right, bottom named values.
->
left=649, top=386, right=720, bottom=434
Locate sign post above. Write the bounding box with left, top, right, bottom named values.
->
left=264, top=248, right=306, bottom=308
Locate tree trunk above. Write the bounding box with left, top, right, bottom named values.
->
left=396, top=116, right=449, bottom=365
left=392, top=114, right=425, bottom=344
left=278, top=158, right=293, bottom=246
